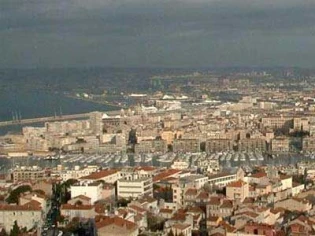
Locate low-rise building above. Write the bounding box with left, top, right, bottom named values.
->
left=96, top=216, right=139, bottom=236
left=70, top=181, right=103, bottom=204
left=226, top=180, right=249, bottom=203
left=0, top=202, right=42, bottom=233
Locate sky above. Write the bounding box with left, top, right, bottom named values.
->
left=1, top=0, right=315, bottom=69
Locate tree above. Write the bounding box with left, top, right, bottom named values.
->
left=128, top=128, right=137, bottom=144
left=117, top=198, right=131, bottom=207
left=10, top=221, right=20, bottom=236
left=6, top=185, right=32, bottom=204
left=167, top=230, right=175, bottom=236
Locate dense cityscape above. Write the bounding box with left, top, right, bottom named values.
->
left=3, top=0, right=315, bottom=235
left=1, top=69, right=315, bottom=235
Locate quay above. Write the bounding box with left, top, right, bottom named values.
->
left=0, top=113, right=91, bottom=127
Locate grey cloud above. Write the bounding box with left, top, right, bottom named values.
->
left=1, top=0, right=315, bottom=68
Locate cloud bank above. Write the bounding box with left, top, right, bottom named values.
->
left=1, top=0, right=315, bottom=68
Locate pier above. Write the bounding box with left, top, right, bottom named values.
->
left=0, top=113, right=91, bottom=127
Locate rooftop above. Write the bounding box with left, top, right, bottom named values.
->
left=80, top=169, right=118, bottom=180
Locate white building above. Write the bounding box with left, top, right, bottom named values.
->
left=171, top=161, right=189, bottom=170
left=60, top=166, right=99, bottom=181
left=208, top=173, right=238, bottom=189
left=117, top=177, right=153, bottom=199
left=70, top=181, right=103, bottom=204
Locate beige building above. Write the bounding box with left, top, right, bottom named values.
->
left=271, top=138, right=290, bottom=152
left=170, top=223, right=192, bottom=236
left=226, top=180, right=249, bottom=203
left=205, top=139, right=234, bottom=153
left=261, top=116, right=293, bottom=131
left=238, top=138, right=266, bottom=152
left=11, top=166, right=47, bottom=183
left=173, top=139, right=200, bottom=153
left=302, top=137, right=315, bottom=151
left=161, top=130, right=183, bottom=145
left=293, top=117, right=310, bottom=132
left=96, top=216, right=139, bottom=236
left=0, top=202, right=42, bottom=233
left=60, top=204, right=97, bottom=220
left=275, top=198, right=312, bottom=212
left=135, top=139, right=167, bottom=154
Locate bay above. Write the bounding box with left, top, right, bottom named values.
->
left=0, top=89, right=117, bottom=135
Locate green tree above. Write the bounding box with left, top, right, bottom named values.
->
left=6, top=185, right=32, bottom=204
left=10, top=221, right=20, bottom=236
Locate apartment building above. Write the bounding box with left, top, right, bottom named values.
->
left=271, top=138, right=290, bottom=152
left=205, top=139, right=234, bottom=153
left=117, top=177, right=153, bottom=199
left=11, top=166, right=47, bottom=183
left=173, top=139, right=200, bottom=153
left=238, top=138, right=266, bottom=152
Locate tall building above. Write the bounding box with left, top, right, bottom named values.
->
left=90, top=112, right=104, bottom=136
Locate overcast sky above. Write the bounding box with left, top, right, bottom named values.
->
left=1, top=0, right=315, bottom=68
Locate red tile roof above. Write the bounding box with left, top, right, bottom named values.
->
left=0, top=202, right=41, bottom=211
left=95, top=216, right=137, bottom=230
left=251, top=172, right=267, bottom=178
left=135, top=166, right=156, bottom=172
left=227, top=180, right=247, bottom=188
left=196, top=191, right=209, bottom=200
left=185, top=188, right=197, bottom=196
left=61, top=204, right=94, bottom=210
left=171, top=212, right=187, bottom=221
left=209, top=197, right=221, bottom=205
left=221, top=200, right=233, bottom=208
left=128, top=205, right=146, bottom=214
left=72, top=195, right=91, bottom=201
left=172, top=223, right=191, bottom=230
left=160, top=208, right=173, bottom=214
left=153, top=169, right=181, bottom=182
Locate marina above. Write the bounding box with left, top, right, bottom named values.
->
left=1, top=151, right=315, bottom=173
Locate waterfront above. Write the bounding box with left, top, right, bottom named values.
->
left=0, top=89, right=117, bottom=135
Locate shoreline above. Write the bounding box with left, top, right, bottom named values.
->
left=65, top=94, right=127, bottom=109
